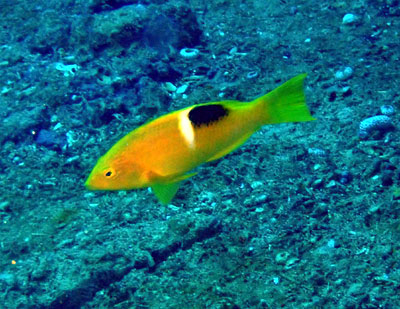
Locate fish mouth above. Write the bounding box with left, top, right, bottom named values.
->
left=84, top=176, right=116, bottom=191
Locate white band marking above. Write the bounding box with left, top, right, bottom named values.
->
left=178, top=109, right=195, bottom=149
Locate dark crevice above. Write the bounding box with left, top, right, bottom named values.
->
left=46, top=218, right=222, bottom=308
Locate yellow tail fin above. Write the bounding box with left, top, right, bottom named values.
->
left=253, top=73, right=316, bottom=124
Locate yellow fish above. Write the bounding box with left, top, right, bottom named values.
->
left=85, top=74, right=315, bottom=204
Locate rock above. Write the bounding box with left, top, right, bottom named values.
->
left=92, top=5, right=145, bottom=48
left=0, top=107, right=44, bottom=144
left=36, top=129, right=67, bottom=150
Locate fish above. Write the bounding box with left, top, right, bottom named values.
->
left=85, top=74, right=315, bottom=204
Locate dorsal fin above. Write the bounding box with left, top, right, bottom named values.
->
left=188, top=104, right=229, bottom=127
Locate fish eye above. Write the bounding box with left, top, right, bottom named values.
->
left=103, top=168, right=116, bottom=178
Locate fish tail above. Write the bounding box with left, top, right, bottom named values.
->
left=252, top=73, right=316, bottom=125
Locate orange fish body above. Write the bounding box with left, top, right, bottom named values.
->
left=85, top=74, right=315, bottom=204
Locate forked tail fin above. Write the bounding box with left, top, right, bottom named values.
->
left=253, top=74, right=316, bottom=124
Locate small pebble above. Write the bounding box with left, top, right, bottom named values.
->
left=255, top=194, right=268, bottom=204
left=312, top=178, right=324, bottom=189
left=176, top=84, right=188, bottom=94
left=308, top=148, right=327, bottom=157
left=339, top=171, right=352, bottom=184
left=335, top=67, right=353, bottom=80
left=0, top=201, right=10, bottom=212
left=246, top=71, right=258, bottom=79
left=342, top=86, right=352, bottom=97
left=275, top=252, right=289, bottom=264
left=55, top=62, right=80, bottom=77
left=326, top=180, right=336, bottom=188
left=380, top=105, right=395, bottom=116
left=229, top=47, right=238, bottom=55
left=284, top=257, right=299, bottom=269
left=165, top=82, right=176, bottom=92
left=179, top=48, right=199, bottom=59
left=342, top=13, right=357, bottom=25
left=327, top=239, right=335, bottom=248
left=250, top=181, right=263, bottom=189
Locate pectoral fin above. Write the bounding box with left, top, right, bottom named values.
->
left=151, top=182, right=181, bottom=205
left=149, top=171, right=198, bottom=204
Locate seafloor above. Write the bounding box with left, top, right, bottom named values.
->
left=1, top=0, right=400, bottom=308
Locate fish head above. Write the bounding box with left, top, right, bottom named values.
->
left=85, top=153, right=146, bottom=191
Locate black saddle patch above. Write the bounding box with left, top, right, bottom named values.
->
left=188, top=104, right=229, bottom=127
